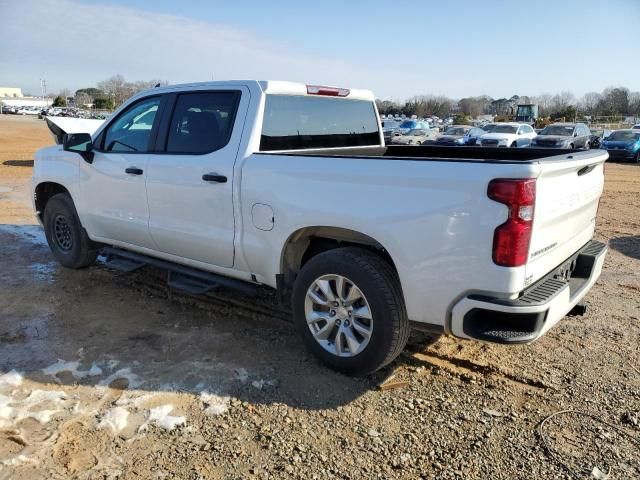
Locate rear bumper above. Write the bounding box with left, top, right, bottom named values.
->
left=450, top=240, right=607, bottom=344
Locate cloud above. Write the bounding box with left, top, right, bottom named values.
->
left=0, top=0, right=399, bottom=95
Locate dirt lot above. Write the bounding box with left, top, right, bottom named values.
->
left=0, top=114, right=639, bottom=479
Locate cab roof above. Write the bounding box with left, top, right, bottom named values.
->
left=139, top=80, right=375, bottom=102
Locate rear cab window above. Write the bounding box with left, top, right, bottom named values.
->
left=259, top=95, right=380, bottom=151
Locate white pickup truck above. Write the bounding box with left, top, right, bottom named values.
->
left=33, top=80, right=608, bottom=375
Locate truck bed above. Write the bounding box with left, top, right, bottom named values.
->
left=270, top=145, right=598, bottom=163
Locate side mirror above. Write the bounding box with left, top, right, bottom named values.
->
left=63, top=133, right=94, bottom=163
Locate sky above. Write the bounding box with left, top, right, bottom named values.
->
left=0, top=0, right=639, bottom=101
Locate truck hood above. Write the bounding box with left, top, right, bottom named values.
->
left=45, top=117, right=105, bottom=144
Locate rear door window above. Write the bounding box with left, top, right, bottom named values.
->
left=166, top=91, right=240, bottom=154
left=260, top=95, right=380, bottom=151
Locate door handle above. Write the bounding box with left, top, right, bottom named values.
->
left=202, top=173, right=227, bottom=183
left=125, top=167, right=143, bottom=175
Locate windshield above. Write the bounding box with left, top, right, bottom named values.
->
left=399, top=120, right=417, bottom=129
left=591, top=129, right=604, bottom=137
left=468, top=128, right=484, bottom=136
left=492, top=125, right=518, bottom=134
left=607, top=131, right=640, bottom=142
left=540, top=125, right=574, bottom=136
left=444, top=127, right=466, bottom=136
left=482, top=124, right=497, bottom=132
left=407, top=129, right=427, bottom=136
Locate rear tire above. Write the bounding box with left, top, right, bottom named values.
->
left=43, top=193, right=98, bottom=268
left=292, top=247, right=409, bottom=376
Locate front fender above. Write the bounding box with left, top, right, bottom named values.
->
left=33, top=146, right=81, bottom=212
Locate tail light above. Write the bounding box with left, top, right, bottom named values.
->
left=306, top=85, right=350, bottom=97
left=488, top=179, right=536, bottom=267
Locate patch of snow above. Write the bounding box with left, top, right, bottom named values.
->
left=98, top=407, right=130, bottom=433
left=27, top=409, right=59, bottom=423
left=42, top=359, right=103, bottom=380
left=88, top=363, right=103, bottom=377
left=140, top=405, right=185, bottom=431
left=251, top=380, right=264, bottom=390
left=106, top=360, right=120, bottom=370
left=1, top=454, right=38, bottom=467
left=233, top=368, right=249, bottom=383
left=98, top=368, right=143, bottom=389
left=24, top=389, right=66, bottom=404
left=0, top=370, right=23, bottom=388
left=0, top=389, right=66, bottom=428
left=0, top=225, right=47, bottom=246
left=200, top=392, right=229, bottom=416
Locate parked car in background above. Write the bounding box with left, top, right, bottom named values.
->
left=530, top=123, right=591, bottom=149
left=435, top=125, right=472, bottom=145
left=632, top=124, right=640, bottom=130
left=589, top=129, right=612, bottom=149
left=385, top=119, right=431, bottom=143
left=390, top=128, right=438, bottom=145
left=462, top=127, right=487, bottom=146
left=18, top=107, right=41, bottom=115
left=601, top=129, right=640, bottom=163
left=394, top=119, right=431, bottom=135
left=478, top=123, right=537, bottom=147
left=382, top=119, right=402, bottom=144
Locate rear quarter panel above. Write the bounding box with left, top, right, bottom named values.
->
left=240, top=154, right=541, bottom=327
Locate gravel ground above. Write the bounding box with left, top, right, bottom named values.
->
left=0, top=115, right=639, bottom=479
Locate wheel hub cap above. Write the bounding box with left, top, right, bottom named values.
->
left=304, top=274, right=373, bottom=358
left=53, top=214, right=73, bottom=251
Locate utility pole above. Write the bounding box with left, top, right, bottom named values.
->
left=40, top=78, right=49, bottom=106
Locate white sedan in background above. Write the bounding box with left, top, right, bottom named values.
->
left=477, top=123, right=537, bottom=147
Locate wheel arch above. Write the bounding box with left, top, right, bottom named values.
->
left=34, top=182, right=72, bottom=221
left=280, top=226, right=398, bottom=286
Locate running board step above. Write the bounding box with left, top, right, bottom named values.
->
left=103, top=256, right=146, bottom=273
left=100, top=246, right=258, bottom=296
left=168, top=271, right=220, bottom=295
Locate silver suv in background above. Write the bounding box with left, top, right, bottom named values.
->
left=530, top=123, right=592, bottom=149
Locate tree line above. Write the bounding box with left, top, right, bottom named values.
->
left=53, top=75, right=167, bottom=109
left=376, top=86, right=640, bottom=120
left=53, top=78, right=639, bottom=121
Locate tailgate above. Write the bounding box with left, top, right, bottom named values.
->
left=525, top=150, right=607, bottom=286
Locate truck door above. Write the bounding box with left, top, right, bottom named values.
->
left=144, top=88, right=249, bottom=268
left=79, top=94, right=166, bottom=249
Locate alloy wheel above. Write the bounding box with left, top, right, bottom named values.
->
left=304, top=274, right=373, bottom=357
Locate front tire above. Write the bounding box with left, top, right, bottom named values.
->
left=510, top=141, right=517, bottom=148
left=292, top=247, right=409, bottom=376
left=43, top=193, right=98, bottom=268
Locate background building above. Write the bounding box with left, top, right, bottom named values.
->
left=0, top=87, right=24, bottom=98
